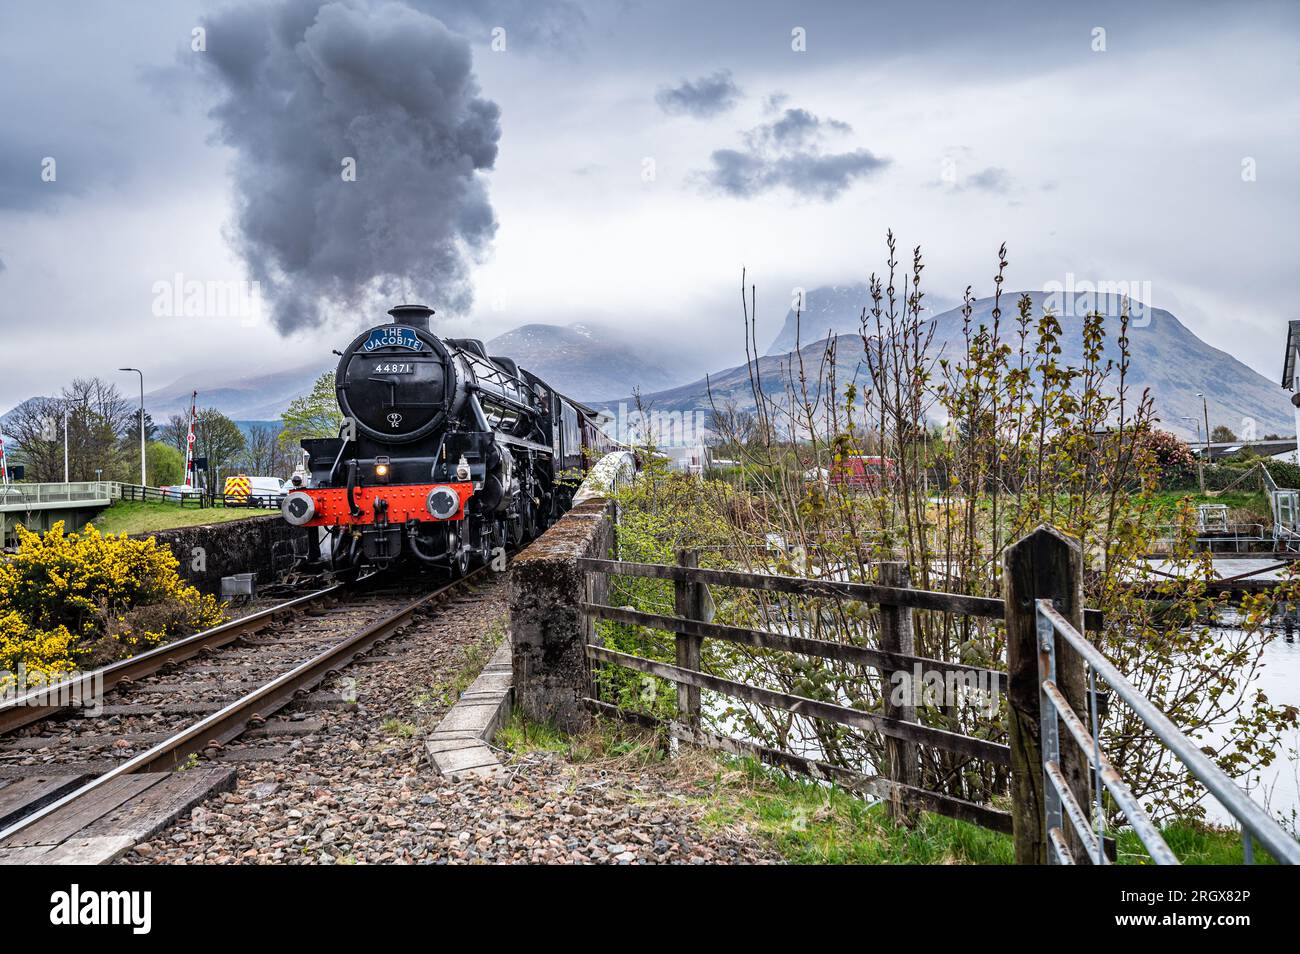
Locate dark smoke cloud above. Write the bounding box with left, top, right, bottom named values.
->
left=200, top=0, right=502, bottom=331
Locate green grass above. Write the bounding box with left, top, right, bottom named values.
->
left=700, top=759, right=1283, bottom=865
left=697, top=758, right=1015, bottom=864
left=93, top=500, right=274, bottom=534
left=497, top=712, right=665, bottom=763
left=381, top=718, right=418, bottom=739
left=1115, top=822, right=1279, bottom=865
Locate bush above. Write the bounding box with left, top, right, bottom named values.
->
left=1140, top=429, right=1196, bottom=489
left=1262, top=458, right=1300, bottom=489
left=0, top=521, right=224, bottom=688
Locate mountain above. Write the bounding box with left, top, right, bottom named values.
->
left=763, top=283, right=959, bottom=356
left=595, top=290, right=1295, bottom=443
left=484, top=322, right=682, bottom=401
left=764, top=283, right=870, bottom=355
left=144, top=363, right=327, bottom=421
left=123, top=321, right=688, bottom=422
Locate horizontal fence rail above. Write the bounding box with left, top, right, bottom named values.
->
left=581, top=601, right=1007, bottom=693
left=586, top=643, right=1010, bottom=765
left=578, top=557, right=1103, bottom=631
left=1036, top=599, right=1300, bottom=866
left=580, top=551, right=1022, bottom=832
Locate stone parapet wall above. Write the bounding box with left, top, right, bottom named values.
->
left=509, top=499, right=614, bottom=732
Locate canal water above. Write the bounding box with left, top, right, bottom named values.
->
left=1206, top=612, right=1300, bottom=831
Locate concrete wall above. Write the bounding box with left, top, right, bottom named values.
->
left=141, top=514, right=303, bottom=593
left=509, top=498, right=615, bottom=732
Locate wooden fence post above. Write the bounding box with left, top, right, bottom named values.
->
left=1003, top=525, right=1090, bottom=864
left=674, top=548, right=703, bottom=728
left=878, top=561, right=920, bottom=826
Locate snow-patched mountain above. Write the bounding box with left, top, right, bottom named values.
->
left=485, top=323, right=681, bottom=401
left=596, top=290, right=1294, bottom=441
left=763, top=283, right=958, bottom=356
left=143, top=363, right=328, bottom=420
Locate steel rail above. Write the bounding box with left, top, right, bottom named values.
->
left=0, top=565, right=490, bottom=848
left=1036, top=599, right=1300, bottom=865
left=0, top=583, right=343, bottom=735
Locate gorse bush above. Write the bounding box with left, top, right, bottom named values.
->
left=0, top=521, right=224, bottom=688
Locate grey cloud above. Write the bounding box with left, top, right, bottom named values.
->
left=763, top=91, right=789, bottom=114
left=199, top=0, right=501, bottom=331
left=656, top=69, right=742, bottom=118
left=933, top=165, right=1014, bottom=194
left=964, top=166, right=1012, bottom=193
left=747, top=107, right=850, bottom=150
left=0, top=256, right=6, bottom=274
left=0, top=135, right=128, bottom=211
left=411, top=0, right=586, bottom=54
left=704, top=148, right=887, bottom=200
left=700, top=106, right=886, bottom=200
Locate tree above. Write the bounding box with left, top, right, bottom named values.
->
left=243, top=423, right=293, bottom=476
left=159, top=414, right=189, bottom=456
left=4, top=378, right=134, bottom=481
left=279, top=371, right=342, bottom=450
left=1210, top=424, right=1237, bottom=443
left=146, top=441, right=184, bottom=486
left=5, top=397, right=66, bottom=481
left=113, top=409, right=154, bottom=445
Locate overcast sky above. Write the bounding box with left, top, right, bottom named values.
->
left=1, top=0, right=1297, bottom=410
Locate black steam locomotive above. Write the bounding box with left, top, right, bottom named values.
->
left=281, top=304, right=616, bottom=575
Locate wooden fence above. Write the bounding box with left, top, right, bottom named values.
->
left=576, top=526, right=1101, bottom=856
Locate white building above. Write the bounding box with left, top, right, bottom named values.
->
left=1280, top=320, right=1300, bottom=463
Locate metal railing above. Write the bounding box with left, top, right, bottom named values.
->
left=1036, top=598, right=1300, bottom=865
left=0, top=481, right=114, bottom=507
left=1, top=482, right=283, bottom=512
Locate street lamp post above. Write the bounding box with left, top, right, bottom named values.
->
left=119, top=368, right=145, bottom=486
left=63, top=409, right=69, bottom=483
left=1183, top=416, right=1205, bottom=494
left=1198, top=392, right=1211, bottom=459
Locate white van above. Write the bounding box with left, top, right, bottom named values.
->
left=224, top=475, right=287, bottom=508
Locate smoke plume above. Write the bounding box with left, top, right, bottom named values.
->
left=200, top=0, right=501, bottom=331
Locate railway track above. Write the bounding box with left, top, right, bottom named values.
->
left=0, top=565, right=494, bottom=863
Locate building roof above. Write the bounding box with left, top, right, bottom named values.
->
left=1282, top=320, right=1300, bottom=390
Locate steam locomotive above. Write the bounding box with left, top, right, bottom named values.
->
left=281, top=304, right=616, bottom=576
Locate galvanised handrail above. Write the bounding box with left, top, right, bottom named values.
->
left=0, top=481, right=114, bottom=507
left=1035, top=598, right=1300, bottom=865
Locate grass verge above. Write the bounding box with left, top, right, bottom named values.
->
left=94, top=500, right=272, bottom=534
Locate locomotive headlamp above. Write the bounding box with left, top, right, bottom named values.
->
left=426, top=485, right=461, bottom=520
left=282, top=491, right=317, bottom=526
left=374, top=456, right=391, bottom=482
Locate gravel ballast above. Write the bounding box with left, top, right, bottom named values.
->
left=119, top=574, right=778, bottom=865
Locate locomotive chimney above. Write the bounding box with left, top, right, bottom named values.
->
left=387, top=303, right=435, bottom=331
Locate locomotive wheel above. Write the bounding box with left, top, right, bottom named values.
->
left=447, top=524, right=470, bottom=578
left=451, top=547, right=469, bottom=578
